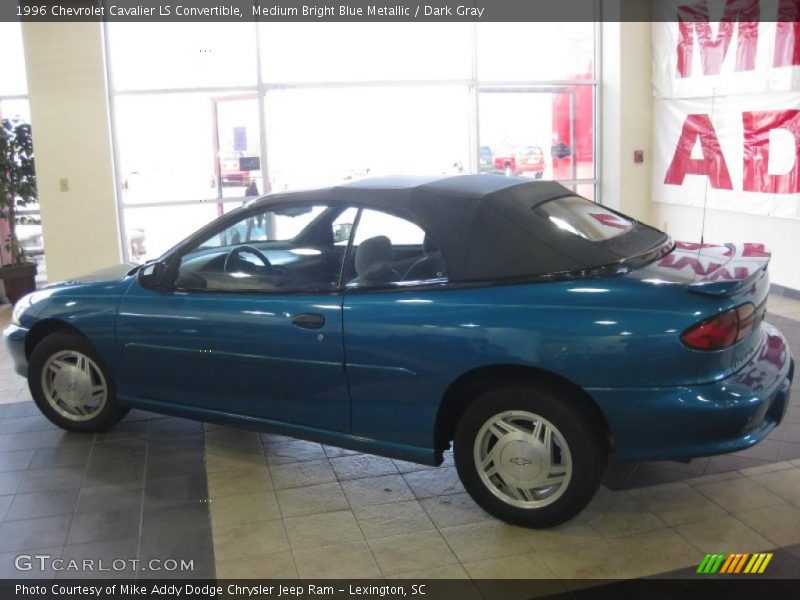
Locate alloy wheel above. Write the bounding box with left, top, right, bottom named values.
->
left=473, top=410, right=572, bottom=509
left=40, top=350, right=108, bottom=422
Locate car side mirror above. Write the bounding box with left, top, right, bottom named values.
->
left=137, top=260, right=172, bottom=290
left=333, top=223, right=353, bottom=244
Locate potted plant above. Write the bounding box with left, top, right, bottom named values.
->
left=0, top=118, right=38, bottom=304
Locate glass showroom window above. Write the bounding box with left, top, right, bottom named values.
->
left=264, top=85, right=471, bottom=192
left=0, top=22, right=46, bottom=283
left=476, top=22, right=597, bottom=191
left=107, top=22, right=261, bottom=261
left=114, top=93, right=262, bottom=204
left=0, top=23, right=27, bottom=97
left=259, top=23, right=472, bottom=83
left=478, top=86, right=595, bottom=183
left=107, top=21, right=598, bottom=263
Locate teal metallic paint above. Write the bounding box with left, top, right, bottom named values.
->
left=115, top=281, right=350, bottom=432
left=588, top=323, right=793, bottom=460
left=3, top=250, right=793, bottom=466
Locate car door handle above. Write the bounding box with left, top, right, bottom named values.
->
left=291, top=313, right=325, bottom=329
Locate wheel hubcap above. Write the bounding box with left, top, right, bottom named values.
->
left=41, top=350, right=107, bottom=421
left=474, top=410, right=572, bottom=509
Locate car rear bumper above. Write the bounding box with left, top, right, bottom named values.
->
left=589, top=323, right=794, bottom=461
left=3, top=324, right=29, bottom=378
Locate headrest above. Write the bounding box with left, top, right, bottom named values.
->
left=355, top=235, right=392, bottom=277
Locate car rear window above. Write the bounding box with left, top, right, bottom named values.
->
left=534, top=195, right=634, bottom=242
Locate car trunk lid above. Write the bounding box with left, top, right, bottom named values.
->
left=680, top=243, right=771, bottom=297
left=639, top=241, right=770, bottom=294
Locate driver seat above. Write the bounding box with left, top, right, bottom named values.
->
left=350, top=236, right=399, bottom=286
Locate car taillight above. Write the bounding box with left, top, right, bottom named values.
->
left=735, top=303, right=756, bottom=342
left=681, top=303, right=757, bottom=351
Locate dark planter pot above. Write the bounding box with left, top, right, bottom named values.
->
left=0, top=262, right=37, bottom=304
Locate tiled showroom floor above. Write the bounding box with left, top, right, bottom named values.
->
left=0, top=298, right=799, bottom=584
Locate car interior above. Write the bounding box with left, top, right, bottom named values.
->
left=173, top=205, right=447, bottom=292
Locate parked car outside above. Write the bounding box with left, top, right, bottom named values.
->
left=5, top=175, right=793, bottom=527
left=219, top=155, right=250, bottom=187
left=479, top=146, right=494, bottom=173
left=494, top=145, right=547, bottom=178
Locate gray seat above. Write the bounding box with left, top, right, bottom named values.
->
left=403, top=235, right=446, bottom=281
left=349, top=235, right=400, bottom=286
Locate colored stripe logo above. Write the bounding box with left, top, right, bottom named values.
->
left=697, top=552, right=773, bottom=574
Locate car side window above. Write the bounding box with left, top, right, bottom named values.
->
left=332, top=208, right=357, bottom=246
left=174, top=204, right=353, bottom=293
left=345, top=208, right=447, bottom=288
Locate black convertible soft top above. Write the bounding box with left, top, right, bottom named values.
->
left=257, top=174, right=669, bottom=283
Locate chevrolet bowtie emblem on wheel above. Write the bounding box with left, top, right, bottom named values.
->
left=697, top=552, right=773, bottom=574
left=509, top=457, right=533, bottom=466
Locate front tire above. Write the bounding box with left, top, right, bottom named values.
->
left=28, top=332, right=128, bottom=432
left=453, top=382, right=607, bottom=528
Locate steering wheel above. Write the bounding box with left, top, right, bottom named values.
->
left=223, top=245, right=273, bottom=274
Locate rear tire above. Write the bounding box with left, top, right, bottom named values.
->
left=28, top=332, right=128, bottom=432
left=453, top=382, right=607, bottom=528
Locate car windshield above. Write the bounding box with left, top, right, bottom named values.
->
left=533, top=195, right=635, bottom=242
left=198, top=206, right=326, bottom=249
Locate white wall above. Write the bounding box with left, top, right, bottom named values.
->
left=601, top=21, right=653, bottom=223
left=21, top=22, right=122, bottom=282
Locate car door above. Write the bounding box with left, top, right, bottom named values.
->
left=116, top=203, right=358, bottom=432
left=341, top=208, right=452, bottom=449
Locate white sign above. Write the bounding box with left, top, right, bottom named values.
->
left=653, top=0, right=800, bottom=220
left=653, top=0, right=800, bottom=99
left=654, top=93, right=800, bottom=219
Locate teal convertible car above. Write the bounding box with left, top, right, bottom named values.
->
left=4, top=175, right=794, bottom=527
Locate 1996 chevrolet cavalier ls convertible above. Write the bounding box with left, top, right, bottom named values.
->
left=4, top=175, right=794, bottom=527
